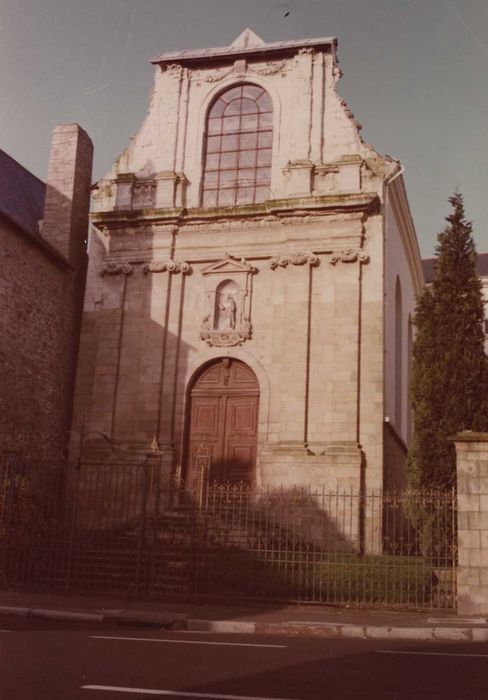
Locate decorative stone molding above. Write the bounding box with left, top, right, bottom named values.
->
left=132, top=179, right=156, bottom=209
left=251, top=60, right=288, bottom=76
left=143, top=259, right=191, bottom=275
left=100, top=262, right=133, bottom=276
left=199, top=253, right=255, bottom=347
left=329, top=249, right=369, bottom=265
left=270, top=251, right=319, bottom=269
left=165, top=64, right=184, bottom=79
left=203, top=67, right=233, bottom=83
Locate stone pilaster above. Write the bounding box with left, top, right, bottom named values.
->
left=452, top=432, right=488, bottom=615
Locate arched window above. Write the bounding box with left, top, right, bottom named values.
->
left=202, top=84, right=273, bottom=207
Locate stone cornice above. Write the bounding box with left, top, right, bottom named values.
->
left=91, top=193, right=380, bottom=233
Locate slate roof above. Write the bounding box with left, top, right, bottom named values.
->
left=422, top=253, right=488, bottom=283
left=0, top=149, right=45, bottom=237
left=151, top=30, right=337, bottom=65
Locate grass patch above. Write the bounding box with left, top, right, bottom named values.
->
left=199, top=549, right=440, bottom=606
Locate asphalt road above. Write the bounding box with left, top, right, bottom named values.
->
left=1, top=616, right=488, bottom=699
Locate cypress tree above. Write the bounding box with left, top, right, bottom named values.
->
left=408, top=193, right=488, bottom=489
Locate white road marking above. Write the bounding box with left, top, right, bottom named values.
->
left=82, top=685, right=299, bottom=699
left=0, top=630, right=11, bottom=633
left=377, top=650, right=488, bottom=658
left=90, top=635, right=286, bottom=649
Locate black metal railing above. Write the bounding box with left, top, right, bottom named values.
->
left=0, top=454, right=457, bottom=609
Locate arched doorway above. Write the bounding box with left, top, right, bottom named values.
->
left=185, top=358, right=259, bottom=485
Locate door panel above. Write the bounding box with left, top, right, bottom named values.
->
left=186, top=359, right=259, bottom=485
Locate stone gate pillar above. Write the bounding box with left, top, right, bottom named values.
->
left=452, top=432, right=488, bottom=615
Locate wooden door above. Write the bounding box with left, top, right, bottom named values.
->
left=186, top=359, right=259, bottom=485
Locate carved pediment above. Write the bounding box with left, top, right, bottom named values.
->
left=201, top=253, right=255, bottom=276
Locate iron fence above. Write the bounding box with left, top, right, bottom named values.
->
left=0, top=454, right=457, bottom=609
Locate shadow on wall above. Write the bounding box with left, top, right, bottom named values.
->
left=0, top=184, right=87, bottom=460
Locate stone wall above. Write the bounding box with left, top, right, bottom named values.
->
left=453, top=432, right=488, bottom=615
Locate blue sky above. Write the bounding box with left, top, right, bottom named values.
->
left=1, top=0, right=487, bottom=256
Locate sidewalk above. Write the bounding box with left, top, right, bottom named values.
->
left=1, top=589, right=487, bottom=642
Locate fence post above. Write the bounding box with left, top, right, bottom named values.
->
left=451, top=431, right=488, bottom=615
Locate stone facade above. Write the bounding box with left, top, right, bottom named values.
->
left=453, top=432, right=488, bottom=615
left=70, top=30, right=423, bottom=492
left=0, top=125, right=93, bottom=457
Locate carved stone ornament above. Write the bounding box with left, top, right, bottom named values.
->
left=143, top=259, right=191, bottom=275
left=329, top=249, right=370, bottom=265
left=251, top=60, right=288, bottom=76
left=199, top=253, right=255, bottom=347
left=203, top=67, right=233, bottom=83
left=269, top=251, right=319, bottom=269
left=100, top=262, right=133, bottom=276
left=165, top=64, right=184, bottom=79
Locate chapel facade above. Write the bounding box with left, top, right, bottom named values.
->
left=70, top=29, right=424, bottom=493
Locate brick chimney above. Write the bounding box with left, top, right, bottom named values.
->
left=42, top=124, right=93, bottom=267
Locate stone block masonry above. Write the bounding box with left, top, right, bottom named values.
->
left=453, top=432, right=488, bottom=615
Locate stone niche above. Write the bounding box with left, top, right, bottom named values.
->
left=199, top=253, right=256, bottom=347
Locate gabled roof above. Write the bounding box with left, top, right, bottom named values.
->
left=151, top=28, right=337, bottom=65
left=0, top=149, right=45, bottom=237
left=422, top=252, right=488, bottom=283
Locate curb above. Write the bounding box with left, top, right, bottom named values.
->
left=187, top=618, right=488, bottom=642
left=1, top=605, right=488, bottom=642
left=0, top=605, right=183, bottom=629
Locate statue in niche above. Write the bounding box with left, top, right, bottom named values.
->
left=214, top=280, right=239, bottom=331
left=220, top=294, right=237, bottom=330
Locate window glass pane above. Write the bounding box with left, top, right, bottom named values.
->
left=205, top=153, right=219, bottom=170
left=240, top=98, right=258, bottom=115
left=237, top=187, right=254, bottom=204
left=257, top=149, right=272, bottom=166
left=256, top=167, right=271, bottom=183
left=254, top=186, right=269, bottom=202
left=238, top=150, right=256, bottom=167
left=241, top=114, right=259, bottom=132
left=221, top=134, right=238, bottom=151
left=222, top=116, right=240, bottom=133
left=240, top=132, right=257, bottom=150
left=258, top=131, right=273, bottom=148
left=244, top=85, right=262, bottom=99
left=225, top=99, right=243, bottom=116
left=259, top=111, right=273, bottom=128
left=257, top=92, right=273, bottom=111
left=238, top=168, right=255, bottom=184
left=208, top=118, right=222, bottom=135
left=221, top=86, right=242, bottom=103
left=207, top=136, right=221, bottom=153
left=209, top=99, right=225, bottom=118
left=218, top=189, right=235, bottom=206
left=203, top=190, right=217, bottom=207
left=204, top=170, right=219, bottom=185
left=220, top=152, right=238, bottom=169
left=219, top=169, right=237, bottom=184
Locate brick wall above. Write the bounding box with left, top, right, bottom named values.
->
left=0, top=124, right=93, bottom=457
left=0, top=221, right=74, bottom=454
